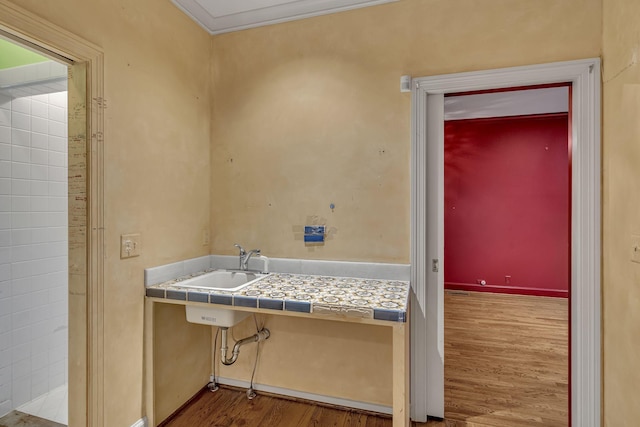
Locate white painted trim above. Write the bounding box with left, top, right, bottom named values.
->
left=425, top=93, right=445, bottom=418
left=216, top=376, right=392, bottom=415
left=410, top=59, right=601, bottom=425
left=130, top=417, right=148, bottom=427
left=171, top=0, right=398, bottom=35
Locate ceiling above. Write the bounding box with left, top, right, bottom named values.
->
left=171, top=0, right=397, bottom=34
left=444, top=87, right=569, bottom=121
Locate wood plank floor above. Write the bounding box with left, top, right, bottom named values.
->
left=444, top=291, right=568, bottom=426
left=163, top=291, right=569, bottom=427
left=160, top=387, right=436, bottom=427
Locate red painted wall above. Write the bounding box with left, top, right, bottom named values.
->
left=444, top=114, right=569, bottom=297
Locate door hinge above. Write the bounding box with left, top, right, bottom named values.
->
left=432, top=258, right=439, bottom=273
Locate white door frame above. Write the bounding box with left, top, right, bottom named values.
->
left=410, top=58, right=601, bottom=426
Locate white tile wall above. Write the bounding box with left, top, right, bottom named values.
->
left=0, top=90, right=68, bottom=417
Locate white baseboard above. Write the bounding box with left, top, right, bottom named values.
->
left=130, top=416, right=147, bottom=427
left=216, top=376, right=392, bottom=415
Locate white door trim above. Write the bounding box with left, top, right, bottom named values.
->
left=410, top=58, right=601, bottom=426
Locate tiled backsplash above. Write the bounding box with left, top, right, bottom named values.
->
left=144, top=255, right=211, bottom=286
left=144, top=255, right=410, bottom=286
left=0, top=89, right=68, bottom=416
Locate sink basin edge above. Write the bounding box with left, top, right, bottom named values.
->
left=174, top=270, right=270, bottom=292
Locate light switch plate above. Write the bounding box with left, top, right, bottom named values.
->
left=632, top=235, right=640, bottom=264
left=121, top=233, right=141, bottom=259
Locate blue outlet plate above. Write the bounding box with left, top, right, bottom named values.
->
left=304, top=226, right=325, bottom=243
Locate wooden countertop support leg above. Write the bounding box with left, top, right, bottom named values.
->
left=144, top=299, right=155, bottom=427
left=392, top=322, right=410, bottom=427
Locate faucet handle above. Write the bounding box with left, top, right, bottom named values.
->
left=234, top=243, right=246, bottom=255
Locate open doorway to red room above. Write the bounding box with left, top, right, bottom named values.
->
left=442, top=84, right=571, bottom=426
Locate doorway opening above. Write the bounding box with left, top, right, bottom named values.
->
left=442, top=84, right=571, bottom=425
left=0, top=35, right=69, bottom=425
left=0, top=5, right=105, bottom=425
left=409, top=59, right=601, bottom=427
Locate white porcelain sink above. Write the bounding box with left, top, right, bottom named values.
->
left=176, top=270, right=267, bottom=291
left=186, top=305, right=250, bottom=327
left=181, top=270, right=268, bottom=327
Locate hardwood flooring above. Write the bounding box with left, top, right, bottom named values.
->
left=444, top=291, right=568, bottom=426
left=160, top=387, right=436, bottom=427
left=163, top=291, right=569, bottom=427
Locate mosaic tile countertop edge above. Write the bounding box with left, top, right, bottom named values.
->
left=146, top=270, right=409, bottom=323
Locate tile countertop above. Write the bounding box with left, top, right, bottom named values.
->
left=145, top=270, right=410, bottom=323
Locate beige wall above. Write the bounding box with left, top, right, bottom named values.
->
left=210, top=0, right=602, bottom=262
left=210, top=0, right=601, bottom=413
left=602, top=0, right=640, bottom=425
left=153, top=304, right=211, bottom=423
left=4, top=0, right=614, bottom=425
left=6, top=0, right=212, bottom=425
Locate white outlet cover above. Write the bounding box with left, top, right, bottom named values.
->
left=120, top=233, right=141, bottom=259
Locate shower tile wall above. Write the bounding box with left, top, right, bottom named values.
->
left=0, top=91, right=68, bottom=416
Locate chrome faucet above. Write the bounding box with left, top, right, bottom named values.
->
left=234, top=244, right=261, bottom=271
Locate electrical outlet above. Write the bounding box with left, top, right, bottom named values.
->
left=202, top=228, right=210, bottom=246
left=632, top=235, right=640, bottom=264
left=120, top=233, right=141, bottom=259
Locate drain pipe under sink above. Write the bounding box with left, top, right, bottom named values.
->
left=220, top=327, right=270, bottom=365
